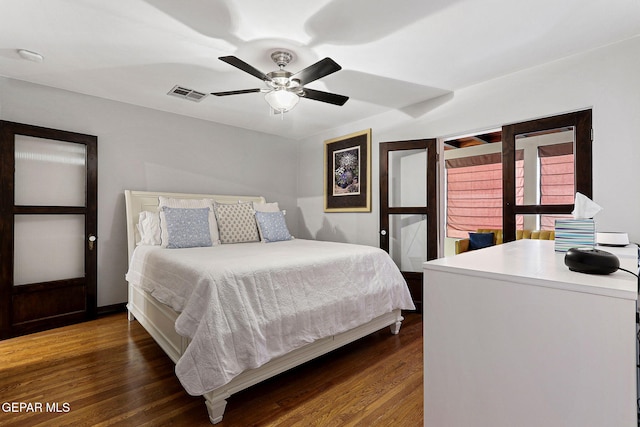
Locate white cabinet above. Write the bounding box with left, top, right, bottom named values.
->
left=424, top=240, right=638, bottom=427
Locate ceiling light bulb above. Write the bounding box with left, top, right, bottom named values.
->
left=265, top=89, right=299, bottom=112
left=17, top=49, right=44, bottom=63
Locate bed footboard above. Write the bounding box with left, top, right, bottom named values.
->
left=128, top=282, right=403, bottom=424
left=202, top=308, right=403, bottom=423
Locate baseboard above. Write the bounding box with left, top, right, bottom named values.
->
left=97, top=302, right=127, bottom=316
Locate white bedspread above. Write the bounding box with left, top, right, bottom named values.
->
left=126, top=239, right=414, bottom=395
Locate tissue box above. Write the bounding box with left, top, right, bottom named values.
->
left=554, top=219, right=596, bottom=252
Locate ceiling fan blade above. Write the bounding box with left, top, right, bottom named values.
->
left=218, top=56, right=272, bottom=81
left=211, top=88, right=262, bottom=96
left=302, top=88, right=349, bottom=106
left=293, top=57, right=342, bottom=85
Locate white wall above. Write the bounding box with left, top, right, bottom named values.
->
left=0, top=77, right=298, bottom=307
left=297, top=36, right=640, bottom=249
left=2, top=34, right=639, bottom=308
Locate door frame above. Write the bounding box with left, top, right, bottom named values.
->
left=0, top=121, right=97, bottom=338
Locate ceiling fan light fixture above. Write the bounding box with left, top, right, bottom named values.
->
left=265, top=89, right=299, bottom=113
left=215, top=52, right=347, bottom=113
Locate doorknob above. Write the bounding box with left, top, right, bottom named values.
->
left=88, top=234, right=97, bottom=251
left=380, top=230, right=387, bottom=236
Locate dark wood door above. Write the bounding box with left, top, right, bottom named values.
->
left=379, top=139, right=438, bottom=312
left=0, top=121, right=97, bottom=338
left=501, top=110, right=592, bottom=242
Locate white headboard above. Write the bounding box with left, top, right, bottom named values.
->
left=124, top=190, right=266, bottom=263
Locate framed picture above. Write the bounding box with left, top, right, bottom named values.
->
left=324, top=129, right=371, bottom=212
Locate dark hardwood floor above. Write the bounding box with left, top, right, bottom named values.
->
left=0, top=312, right=422, bottom=426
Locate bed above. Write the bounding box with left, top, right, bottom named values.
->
left=124, top=190, right=415, bottom=424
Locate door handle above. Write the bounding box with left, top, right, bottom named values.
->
left=380, top=230, right=387, bottom=236
left=88, top=234, right=97, bottom=251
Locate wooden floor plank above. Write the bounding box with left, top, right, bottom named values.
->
left=0, top=312, right=422, bottom=426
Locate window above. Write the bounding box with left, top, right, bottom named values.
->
left=539, top=142, right=575, bottom=229
left=443, top=110, right=592, bottom=246
left=446, top=152, right=524, bottom=238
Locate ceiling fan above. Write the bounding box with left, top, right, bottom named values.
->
left=211, top=51, right=349, bottom=113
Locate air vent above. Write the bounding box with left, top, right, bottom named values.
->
left=167, top=85, right=208, bottom=102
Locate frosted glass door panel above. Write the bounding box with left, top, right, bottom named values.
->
left=388, top=149, right=426, bottom=207
left=389, top=214, right=426, bottom=272
left=14, top=215, right=85, bottom=286
left=15, top=135, right=86, bottom=206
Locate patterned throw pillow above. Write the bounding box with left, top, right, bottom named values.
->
left=214, top=202, right=260, bottom=244
left=255, top=211, right=292, bottom=243
left=253, top=202, right=280, bottom=241
left=161, top=206, right=212, bottom=248
left=158, top=197, right=219, bottom=247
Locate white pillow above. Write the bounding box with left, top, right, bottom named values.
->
left=137, top=211, right=161, bottom=245
left=158, top=197, right=220, bottom=247
left=253, top=201, right=280, bottom=213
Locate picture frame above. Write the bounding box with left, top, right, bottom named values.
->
left=324, top=129, right=371, bottom=212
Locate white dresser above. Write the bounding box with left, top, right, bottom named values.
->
left=423, top=239, right=638, bottom=427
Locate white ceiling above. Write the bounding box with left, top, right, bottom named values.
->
left=2, top=0, right=640, bottom=140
